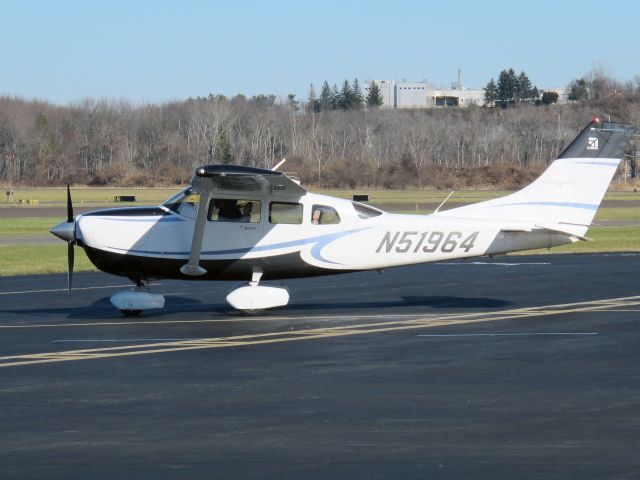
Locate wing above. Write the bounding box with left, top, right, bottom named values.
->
left=180, top=165, right=306, bottom=276
left=193, top=164, right=306, bottom=198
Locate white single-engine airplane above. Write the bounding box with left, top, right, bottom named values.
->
left=51, top=119, right=635, bottom=315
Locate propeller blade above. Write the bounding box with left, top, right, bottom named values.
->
left=66, top=184, right=73, bottom=223
left=67, top=241, right=74, bottom=291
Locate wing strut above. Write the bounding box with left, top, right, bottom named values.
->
left=180, top=192, right=210, bottom=276
left=178, top=164, right=307, bottom=277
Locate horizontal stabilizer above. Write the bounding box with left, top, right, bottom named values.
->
left=500, top=223, right=591, bottom=241
left=534, top=224, right=592, bottom=242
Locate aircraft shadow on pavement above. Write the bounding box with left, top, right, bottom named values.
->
left=1, top=295, right=511, bottom=320
left=1, top=296, right=228, bottom=320
left=285, top=295, right=512, bottom=312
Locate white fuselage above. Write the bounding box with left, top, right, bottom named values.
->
left=76, top=190, right=573, bottom=281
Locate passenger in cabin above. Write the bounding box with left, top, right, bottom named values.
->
left=241, top=202, right=253, bottom=222
left=311, top=208, right=322, bottom=225
left=216, top=200, right=243, bottom=222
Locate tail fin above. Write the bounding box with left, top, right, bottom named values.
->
left=437, top=120, right=636, bottom=234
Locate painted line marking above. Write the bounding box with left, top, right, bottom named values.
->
left=0, top=295, right=638, bottom=368
left=52, top=338, right=203, bottom=343
left=416, top=332, right=599, bottom=337
left=0, top=284, right=134, bottom=296
left=593, top=309, right=640, bottom=312
left=0, top=312, right=453, bottom=330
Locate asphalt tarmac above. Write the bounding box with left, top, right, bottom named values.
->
left=1, top=253, right=640, bottom=479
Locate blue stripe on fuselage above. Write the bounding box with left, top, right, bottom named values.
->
left=488, top=201, right=598, bottom=211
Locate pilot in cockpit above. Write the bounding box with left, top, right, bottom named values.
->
left=214, top=199, right=252, bottom=222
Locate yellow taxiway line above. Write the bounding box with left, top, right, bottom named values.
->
left=1, top=295, right=639, bottom=368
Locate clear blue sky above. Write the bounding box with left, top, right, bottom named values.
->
left=1, top=0, right=639, bottom=105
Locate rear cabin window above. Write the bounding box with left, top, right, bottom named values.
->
left=270, top=202, right=303, bottom=224
left=311, top=205, right=340, bottom=225
left=208, top=199, right=261, bottom=223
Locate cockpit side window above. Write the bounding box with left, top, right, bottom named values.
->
left=352, top=202, right=383, bottom=219
left=311, top=205, right=341, bottom=225
left=208, top=199, right=261, bottom=223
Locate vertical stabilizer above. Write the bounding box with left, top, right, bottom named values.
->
left=436, top=120, right=636, bottom=233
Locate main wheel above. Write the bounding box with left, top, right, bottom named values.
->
left=121, top=309, right=142, bottom=317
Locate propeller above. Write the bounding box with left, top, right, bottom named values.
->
left=66, top=183, right=73, bottom=222
left=67, top=240, right=75, bottom=291
left=49, top=184, right=78, bottom=291
left=66, top=184, right=75, bottom=291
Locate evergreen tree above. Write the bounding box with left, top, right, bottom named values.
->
left=319, top=81, right=333, bottom=111
left=530, top=86, right=540, bottom=103
left=483, top=78, right=498, bottom=104
left=497, top=68, right=517, bottom=106
left=339, top=79, right=353, bottom=110
left=540, top=91, right=559, bottom=105
left=331, top=83, right=340, bottom=110
left=352, top=78, right=364, bottom=109
left=366, top=81, right=384, bottom=107
left=516, top=71, right=534, bottom=102
left=287, top=93, right=299, bottom=111
left=492, top=68, right=539, bottom=106
left=568, top=78, right=589, bottom=101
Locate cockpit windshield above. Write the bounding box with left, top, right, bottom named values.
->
left=163, top=186, right=192, bottom=206
left=163, top=187, right=199, bottom=218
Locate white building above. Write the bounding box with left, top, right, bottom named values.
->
left=365, top=80, right=485, bottom=108
left=365, top=79, right=567, bottom=108
left=395, top=82, right=429, bottom=108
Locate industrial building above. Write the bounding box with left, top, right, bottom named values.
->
left=365, top=79, right=568, bottom=108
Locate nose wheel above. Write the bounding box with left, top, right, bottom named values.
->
left=110, top=288, right=165, bottom=316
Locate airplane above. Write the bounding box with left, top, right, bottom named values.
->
left=50, top=119, right=636, bottom=316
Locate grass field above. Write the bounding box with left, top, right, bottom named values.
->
left=1, top=187, right=177, bottom=207
left=0, top=244, right=96, bottom=275
left=4, top=186, right=640, bottom=205
left=0, top=186, right=638, bottom=276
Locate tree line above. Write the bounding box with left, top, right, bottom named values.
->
left=0, top=75, right=638, bottom=189
left=306, top=79, right=383, bottom=113
left=485, top=66, right=640, bottom=107
left=484, top=69, right=540, bottom=106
